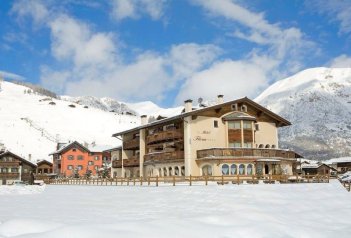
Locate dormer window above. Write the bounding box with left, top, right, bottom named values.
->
left=255, top=123, right=260, bottom=131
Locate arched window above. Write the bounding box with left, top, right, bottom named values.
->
left=247, top=164, right=253, bottom=175
left=259, top=144, right=264, bottom=148
left=175, top=167, right=179, bottom=176
left=271, top=145, right=276, bottom=149
left=159, top=168, right=162, bottom=177
left=169, top=167, right=173, bottom=176
left=230, top=164, right=237, bottom=175
left=181, top=166, right=185, bottom=176
left=163, top=168, right=167, bottom=176
left=202, top=165, right=212, bottom=176
left=265, top=144, right=270, bottom=148
left=221, top=164, right=229, bottom=175
left=239, top=164, right=245, bottom=175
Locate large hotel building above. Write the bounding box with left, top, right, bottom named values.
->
left=112, top=96, right=302, bottom=178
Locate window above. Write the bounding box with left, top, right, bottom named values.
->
left=221, top=164, right=229, bottom=175
left=239, top=164, right=245, bottom=175
left=11, top=168, right=18, bottom=173
left=247, top=164, right=253, bottom=175
left=94, top=156, right=99, bottom=161
left=68, top=155, right=74, bottom=160
left=77, top=165, right=83, bottom=170
left=255, top=123, right=260, bottom=131
left=175, top=167, right=179, bottom=176
left=271, top=145, right=276, bottom=149
left=67, top=165, right=73, bottom=170
left=243, top=143, right=252, bottom=148
left=1, top=168, right=8, bottom=173
left=88, top=161, right=94, bottom=166
left=163, top=168, right=167, bottom=176
left=94, top=166, right=99, bottom=170
left=169, top=167, right=173, bottom=176
left=241, top=105, right=247, bottom=112
left=214, top=120, right=218, bottom=128
left=77, top=155, right=83, bottom=160
left=72, top=149, right=76, bottom=152
left=181, top=166, right=185, bottom=176
left=229, top=142, right=241, bottom=148
left=228, top=121, right=241, bottom=129
left=230, top=164, right=237, bottom=175
left=243, top=121, right=252, bottom=129
left=202, top=165, right=213, bottom=176
left=265, top=144, right=270, bottom=148
left=231, top=104, right=238, bottom=111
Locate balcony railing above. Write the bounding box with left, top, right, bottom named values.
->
left=112, top=156, right=140, bottom=168
left=146, top=129, right=183, bottom=145
left=0, top=172, right=20, bottom=179
left=0, top=161, right=20, bottom=167
left=123, top=138, right=140, bottom=150
left=144, top=151, right=184, bottom=163
left=197, top=148, right=301, bottom=159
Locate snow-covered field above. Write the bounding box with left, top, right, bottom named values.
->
left=0, top=180, right=350, bottom=238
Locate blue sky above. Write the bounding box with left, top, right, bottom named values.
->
left=1, top=0, right=351, bottom=107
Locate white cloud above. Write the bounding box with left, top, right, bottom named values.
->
left=328, top=54, right=351, bottom=68
left=111, top=0, right=167, bottom=21
left=49, top=15, right=118, bottom=68
left=176, top=0, right=315, bottom=103
left=306, top=0, right=351, bottom=34
left=11, top=0, right=49, bottom=25
left=0, top=70, right=25, bottom=81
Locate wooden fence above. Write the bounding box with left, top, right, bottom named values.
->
left=44, top=174, right=330, bottom=187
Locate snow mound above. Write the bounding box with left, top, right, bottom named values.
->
left=0, top=219, right=61, bottom=237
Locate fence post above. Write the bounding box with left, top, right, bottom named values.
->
left=296, top=174, right=298, bottom=183
left=307, top=173, right=310, bottom=183
left=127, top=178, right=129, bottom=186
left=349, top=181, right=351, bottom=192
left=140, top=176, right=143, bottom=186
left=237, top=174, right=240, bottom=185
left=156, top=176, right=159, bottom=187
left=189, top=175, right=192, bottom=186
left=221, top=175, right=224, bottom=185
left=205, top=176, right=208, bottom=186
left=327, top=173, right=330, bottom=183
left=173, top=176, right=175, bottom=186
left=133, top=177, right=136, bottom=186
left=148, top=177, right=150, bottom=186
left=269, top=174, right=272, bottom=183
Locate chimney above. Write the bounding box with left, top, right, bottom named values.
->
left=28, top=154, right=32, bottom=161
left=217, top=95, right=224, bottom=104
left=184, top=99, right=193, bottom=113
left=141, top=115, right=148, bottom=125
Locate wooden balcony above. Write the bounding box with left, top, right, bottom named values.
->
left=0, top=161, right=20, bottom=167
left=146, top=129, right=183, bottom=145
left=197, top=148, right=302, bottom=160
left=144, top=151, right=184, bottom=164
left=112, top=156, right=139, bottom=168
left=123, top=138, right=139, bottom=150
left=0, top=173, right=20, bottom=179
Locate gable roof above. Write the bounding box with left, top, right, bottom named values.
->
left=37, top=160, right=53, bottom=166
left=49, top=141, right=90, bottom=155
left=112, top=97, right=291, bottom=137
left=0, top=151, right=37, bottom=167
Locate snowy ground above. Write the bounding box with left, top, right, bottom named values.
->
left=0, top=180, right=350, bottom=238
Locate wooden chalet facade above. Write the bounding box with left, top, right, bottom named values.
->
left=0, top=150, right=36, bottom=185
left=36, top=160, right=53, bottom=175
left=51, top=141, right=105, bottom=177
left=112, top=96, right=303, bottom=178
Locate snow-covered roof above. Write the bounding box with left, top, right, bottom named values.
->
left=324, top=157, right=351, bottom=165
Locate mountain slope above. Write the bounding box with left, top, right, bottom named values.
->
left=255, top=67, right=351, bottom=160
left=0, top=81, right=139, bottom=162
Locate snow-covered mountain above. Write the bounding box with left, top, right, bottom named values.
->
left=256, top=67, right=351, bottom=160
left=0, top=80, right=183, bottom=162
